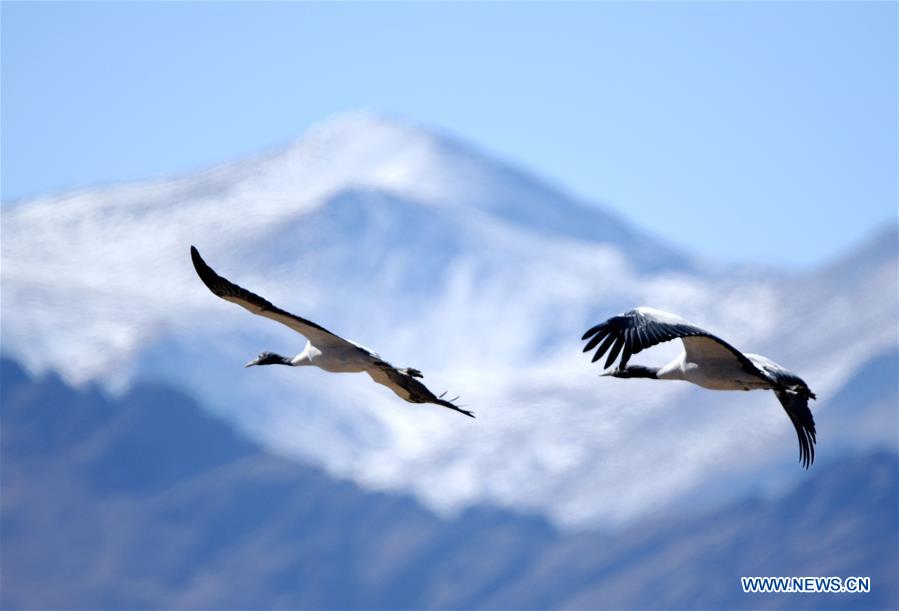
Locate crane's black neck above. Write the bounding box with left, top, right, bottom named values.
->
left=611, top=365, right=659, bottom=379
left=252, top=352, right=293, bottom=366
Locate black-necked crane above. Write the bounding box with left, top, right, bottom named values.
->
left=582, top=307, right=817, bottom=468
left=190, top=246, right=472, bottom=418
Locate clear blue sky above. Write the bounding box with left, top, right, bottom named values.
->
left=2, top=2, right=896, bottom=267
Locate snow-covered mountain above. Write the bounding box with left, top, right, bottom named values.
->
left=2, top=112, right=896, bottom=528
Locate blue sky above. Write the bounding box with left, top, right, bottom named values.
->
left=2, top=2, right=895, bottom=267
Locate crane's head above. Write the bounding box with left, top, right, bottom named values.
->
left=245, top=352, right=292, bottom=367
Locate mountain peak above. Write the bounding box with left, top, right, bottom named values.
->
left=258, top=111, right=686, bottom=262
left=299, top=110, right=440, bottom=147
left=270, top=110, right=466, bottom=206
left=4, top=110, right=679, bottom=267
left=263, top=109, right=531, bottom=212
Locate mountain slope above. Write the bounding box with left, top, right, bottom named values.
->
left=1, top=112, right=896, bottom=528
left=2, top=358, right=895, bottom=609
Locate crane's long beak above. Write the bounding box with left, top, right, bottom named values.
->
left=245, top=358, right=261, bottom=368
left=599, top=369, right=615, bottom=377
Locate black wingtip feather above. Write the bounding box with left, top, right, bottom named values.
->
left=583, top=329, right=609, bottom=353
left=604, top=336, right=625, bottom=369
left=190, top=245, right=223, bottom=295
left=776, top=389, right=817, bottom=469
left=581, top=323, right=606, bottom=341
left=592, top=334, right=617, bottom=363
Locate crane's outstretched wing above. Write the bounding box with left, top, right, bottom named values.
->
left=775, top=390, right=817, bottom=469
left=582, top=307, right=764, bottom=378
left=366, top=361, right=474, bottom=418
left=191, top=246, right=352, bottom=350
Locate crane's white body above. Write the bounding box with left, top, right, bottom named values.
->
left=657, top=347, right=778, bottom=391
left=290, top=340, right=378, bottom=373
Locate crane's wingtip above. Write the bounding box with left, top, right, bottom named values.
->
left=189, top=246, right=221, bottom=294
left=581, top=326, right=600, bottom=341
left=190, top=246, right=212, bottom=275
